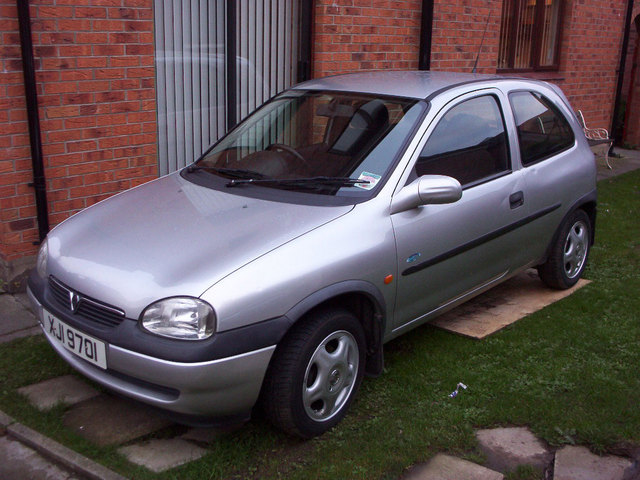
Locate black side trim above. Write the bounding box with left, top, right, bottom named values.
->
left=402, top=203, right=561, bottom=276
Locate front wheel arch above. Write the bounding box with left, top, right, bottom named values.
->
left=283, top=282, right=387, bottom=376
left=259, top=307, right=367, bottom=438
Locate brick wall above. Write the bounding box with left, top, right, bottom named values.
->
left=312, top=0, right=628, bottom=135
left=557, top=0, right=628, bottom=130
left=0, top=0, right=632, bottom=288
left=0, top=0, right=157, bottom=287
left=430, top=0, right=628, bottom=131
left=430, top=0, right=500, bottom=73
left=312, top=0, right=423, bottom=77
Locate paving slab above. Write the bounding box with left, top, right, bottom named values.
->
left=0, top=434, right=77, bottom=480
left=403, top=454, right=504, bottom=480
left=0, top=409, right=15, bottom=427
left=0, top=293, right=39, bottom=343
left=18, top=375, right=100, bottom=411
left=597, top=148, right=640, bottom=181
left=431, top=269, right=590, bottom=339
left=476, top=427, right=552, bottom=473
left=554, top=446, right=633, bottom=480
left=118, top=438, right=208, bottom=473
left=62, top=395, right=172, bottom=447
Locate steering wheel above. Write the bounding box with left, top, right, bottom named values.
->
left=266, top=143, right=308, bottom=167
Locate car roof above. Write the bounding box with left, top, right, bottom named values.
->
left=293, top=71, right=513, bottom=100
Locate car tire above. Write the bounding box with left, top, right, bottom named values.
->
left=261, top=308, right=366, bottom=438
left=538, top=209, right=591, bottom=289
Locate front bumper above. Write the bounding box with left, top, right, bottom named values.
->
left=27, top=286, right=275, bottom=419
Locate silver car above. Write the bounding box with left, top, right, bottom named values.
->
left=28, top=72, right=596, bottom=438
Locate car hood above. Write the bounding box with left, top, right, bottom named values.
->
left=46, top=173, right=353, bottom=318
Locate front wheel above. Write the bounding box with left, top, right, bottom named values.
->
left=260, top=308, right=366, bottom=438
left=538, top=209, right=591, bottom=289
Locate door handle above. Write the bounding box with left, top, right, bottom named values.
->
left=509, top=191, right=524, bottom=209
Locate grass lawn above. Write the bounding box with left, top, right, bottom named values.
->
left=1, top=170, right=638, bottom=479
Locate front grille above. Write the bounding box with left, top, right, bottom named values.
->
left=48, top=276, right=126, bottom=328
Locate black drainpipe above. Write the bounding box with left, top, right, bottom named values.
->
left=17, top=0, right=49, bottom=243
left=419, top=0, right=434, bottom=70
left=611, top=0, right=635, bottom=146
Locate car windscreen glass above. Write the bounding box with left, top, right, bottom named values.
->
left=190, top=91, right=422, bottom=196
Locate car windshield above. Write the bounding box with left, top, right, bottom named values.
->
left=191, top=90, right=424, bottom=196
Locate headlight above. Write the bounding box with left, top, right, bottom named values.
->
left=36, top=238, right=48, bottom=278
left=141, top=297, right=215, bottom=340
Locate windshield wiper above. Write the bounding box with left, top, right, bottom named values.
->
left=226, top=176, right=370, bottom=188
left=186, top=165, right=267, bottom=180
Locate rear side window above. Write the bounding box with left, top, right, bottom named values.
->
left=416, top=95, right=510, bottom=187
left=509, top=91, right=575, bottom=166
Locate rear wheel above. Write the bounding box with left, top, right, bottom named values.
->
left=538, top=209, right=591, bottom=289
left=261, top=308, right=365, bottom=438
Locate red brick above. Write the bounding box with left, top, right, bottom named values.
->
left=75, top=7, right=107, bottom=18
left=46, top=106, right=80, bottom=118
left=9, top=218, right=35, bottom=232
left=92, top=44, right=125, bottom=56
left=37, top=6, right=74, bottom=18
left=43, top=82, right=77, bottom=94
left=76, top=32, right=109, bottom=43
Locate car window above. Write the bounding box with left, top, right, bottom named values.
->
left=195, top=91, right=423, bottom=197
left=415, top=95, right=510, bottom=187
left=509, top=91, right=575, bottom=166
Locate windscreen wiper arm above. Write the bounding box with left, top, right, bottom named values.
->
left=226, top=176, right=371, bottom=188
left=186, top=165, right=267, bottom=180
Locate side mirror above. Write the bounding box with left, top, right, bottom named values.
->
left=390, top=175, right=462, bottom=214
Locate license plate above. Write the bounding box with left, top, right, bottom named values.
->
left=43, top=308, right=107, bottom=370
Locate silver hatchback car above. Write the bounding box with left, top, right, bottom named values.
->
left=28, top=71, right=596, bottom=438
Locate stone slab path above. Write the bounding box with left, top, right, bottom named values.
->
left=476, top=427, right=552, bottom=473
left=554, top=446, right=634, bottom=480
left=118, top=439, right=208, bottom=473
left=403, top=453, right=504, bottom=480
left=18, top=375, right=100, bottom=411
left=62, top=394, right=173, bottom=447
left=403, top=427, right=637, bottom=480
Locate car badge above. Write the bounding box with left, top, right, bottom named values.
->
left=406, top=252, right=421, bottom=263
left=68, top=290, right=81, bottom=313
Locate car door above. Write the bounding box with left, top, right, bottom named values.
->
left=391, top=90, right=533, bottom=332
left=507, top=89, right=584, bottom=262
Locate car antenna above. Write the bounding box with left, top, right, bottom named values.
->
left=471, top=8, right=492, bottom=74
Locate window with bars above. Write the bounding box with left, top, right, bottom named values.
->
left=153, top=0, right=311, bottom=176
left=497, top=0, right=564, bottom=71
